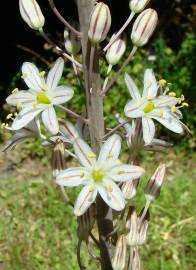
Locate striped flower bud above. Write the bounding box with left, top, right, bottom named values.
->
left=64, top=22, right=81, bottom=55
left=145, top=164, right=166, bottom=202
left=88, top=2, right=111, bottom=44
left=106, top=37, right=126, bottom=65
left=112, top=235, right=127, bottom=270
left=129, top=0, right=150, bottom=13
left=19, top=0, right=45, bottom=30
left=129, top=247, right=141, bottom=270
left=122, top=178, right=139, bottom=200
left=131, top=8, right=158, bottom=47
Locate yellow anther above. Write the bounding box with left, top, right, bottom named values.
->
left=12, top=88, right=19, bottom=94
left=159, top=110, right=164, bottom=117
left=1, top=123, right=6, bottom=128
left=39, top=71, right=46, bottom=78
left=107, top=184, right=113, bottom=192
left=115, top=160, right=122, bottom=166
left=88, top=153, right=97, bottom=158
left=171, top=106, right=177, bottom=113
left=178, top=98, right=182, bottom=104
left=147, top=96, right=153, bottom=101
left=159, top=79, right=167, bottom=86
left=182, top=102, right=189, bottom=107
left=16, top=103, right=22, bottom=110
left=180, top=95, right=185, bottom=101
left=89, top=185, right=95, bottom=192
left=6, top=113, right=13, bottom=120
left=5, top=123, right=8, bottom=127
left=169, top=92, right=176, bottom=97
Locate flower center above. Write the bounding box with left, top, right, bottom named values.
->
left=143, top=101, right=155, bottom=113
left=91, top=169, right=104, bottom=183
left=36, top=91, right=50, bottom=104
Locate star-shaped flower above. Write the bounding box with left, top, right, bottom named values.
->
left=56, top=134, right=144, bottom=216
left=6, top=57, right=74, bottom=134
left=124, top=69, right=184, bottom=144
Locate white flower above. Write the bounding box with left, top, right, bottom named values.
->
left=124, top=70, right=184, bottom=144
left=56, top=134, right=144, bottom=216
left=6, top=58, right=74, bottom=135
left=2, top=118, right=43, bottom=151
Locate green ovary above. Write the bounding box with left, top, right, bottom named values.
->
left=91, top=169, right=104, bottom=183
left=143, top=102, right=155, bottom=113
left=36, top=91, right=50, bottom=104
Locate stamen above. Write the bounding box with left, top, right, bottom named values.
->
left=12, top=88, right=19, bottom=94
left=117, top=170, right=125, bottom=175
left=159, top=110, right=164, bottom=117
left=89, top=185, right=95, bottom=192
left=6, top=113, right=13, bottom=120
left=16, top=103, right=22, bottom=110
left=147, top=96, right=153, bottom=101
left=169, top=92, right=176, bottom=97
left=1, top=123, right=6, bottom=128
left=80, top=173, right=85, bottom=178
left=88, top=153, right=97, bottom=158
left=107, top=184, right=113, bottom=192
left=33, top=101, right=37, bottom=109
left=182, top=102, right=189, bottom=107
left=159, top=79, right=167, bottom=86
left=181, top=95, right=185, bottom=101
left=171, top=106, right=177, bottom=113
left=39, top=71, right=46, bottom=78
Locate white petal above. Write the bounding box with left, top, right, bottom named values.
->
left=56, top=167, right=86, bottom=187
left=59, top=120, right=79, bottom=142
left=98, top=181, right=125, bottom=211
left=74, top=185, right=97, bottom=216
left=124, top=100, right=143, bottom=118
left=11, top=107, right=42, bottom=130
left=152, top=112, right=183, bottom=133
left=98, top=134, right=121, bottom=162
left=6, top=91, right=35, bottom=106
left=142, top=117, right=155, bottom=144
left=125, top=73, right=141, bottom=100
left=73, top=138, right=96, bottom=168
left=42, top=107, right=59, bottom=134
left=50, top=86, right=74, bottom=105
left=143, top=69, right=158, bottom=98
left=154, top=96, right=178, bottom=107
left=22, top=62, right=45, bottom=90
left=111, top=164, right=144, bottom=182
left=46, top=57, right=64, bottom=90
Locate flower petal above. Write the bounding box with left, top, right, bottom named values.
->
left=56, top=167, right=86, bottom=187
left=98, top=181, right=125, bottom=211
left=125, top=73, right=141, bottom=100
left=74, top=185, right=97, bottom=216
left=152, top=112, right=183, bottom=133
left=6, top=91, right=35, bottom=106
left=111, top=164, right=144, bottom=182
left=98, top=134, right=121, bottom=162
left=73, top=138, right=96, bottom=168
left=153, top=95, right=178, bottom=107
left=11, top=107, right=42, bottom=130
left=50, top=86, right=74, bottom=105
left=42, top=106, right=59, bottom=134
left=124, top=100, right=143, bottom=118
left=142, top=117, right=155, bottom=144
left=22, top=62, right=44, bottom=91
left=46, top=57, right=64, bottom=90
left=143, top=69, right=158, bottom=98
left=59, top=120, right=79, bottom=142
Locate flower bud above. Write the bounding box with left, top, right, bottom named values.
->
left=19, top=0, right=45, bottom=30
left=106, top=37, right=126, bottom=65
left=145, top=164, right=166, bottom=202
left=129, top=247, right=141, bottom=270
left=131, top=8, right=158, bottom=47
left=88, top=2, right=111, bottom=43
left=129, top=0, right=150, bottom=13
left=52, top=138, right=66, bottom=178
left=112, top=235, right=127, bottom=270
left=64, top=22, right=81, bottom=55
left=122, top=178, right=139, bottom=200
